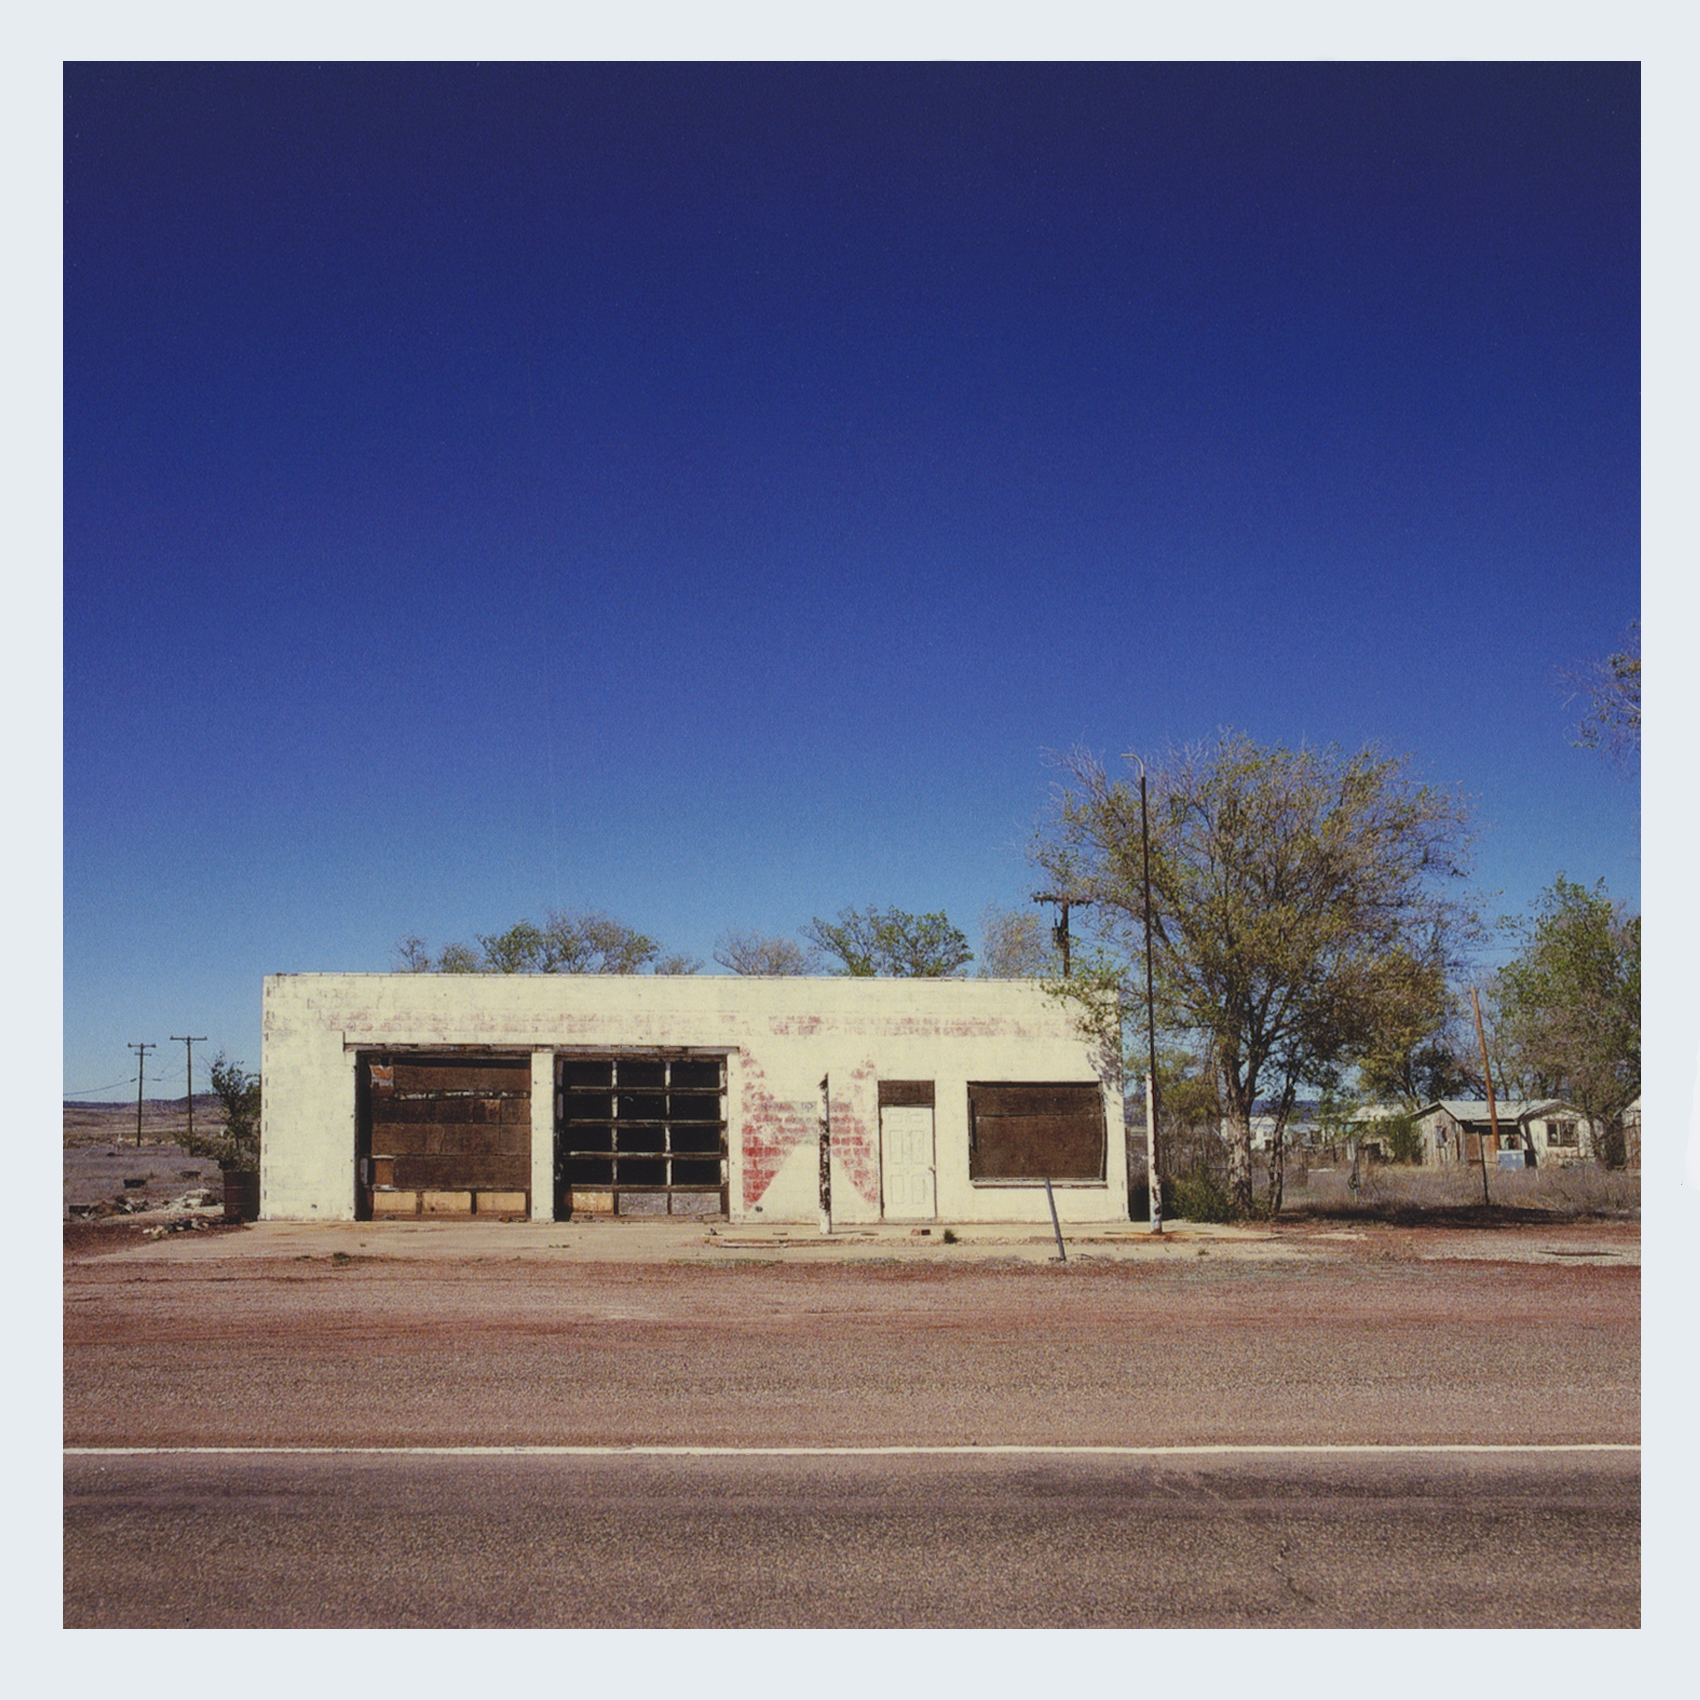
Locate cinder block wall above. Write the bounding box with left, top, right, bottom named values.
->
left=261, top=974, right=1125, bottom=1225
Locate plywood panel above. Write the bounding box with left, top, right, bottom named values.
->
left=969, top=1083, right=1105, bottom=1181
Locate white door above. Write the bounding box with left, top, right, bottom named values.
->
left=881, top=1103, right=936, bottom=1220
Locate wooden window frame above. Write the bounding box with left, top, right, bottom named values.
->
left=966, top=1081, right=1107, bottom=1186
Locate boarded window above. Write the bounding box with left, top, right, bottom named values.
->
left=968, top=1083, right=1105, bottom=1183
left=357, top=1052, right=532, bottom=1220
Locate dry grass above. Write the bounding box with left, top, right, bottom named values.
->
left=1281, top=1160, right=1638, bottom=1223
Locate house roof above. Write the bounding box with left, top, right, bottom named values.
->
left=1419, top=1099, right=1541, bottom=1124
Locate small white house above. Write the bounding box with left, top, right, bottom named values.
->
left=1413, top=1099, right=1604, bottom=1167
left=260, top=973, right=1125, bottom=1227
left=1520, top=1100, right=1606, bottom=1165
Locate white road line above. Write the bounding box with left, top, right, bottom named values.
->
left=63, top=1443, right=1640, bottom=1458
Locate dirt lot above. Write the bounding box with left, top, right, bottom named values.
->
left=63, top=1102, right=225, bottom=1235
left=65, top=1221, right=1639, bottom=1450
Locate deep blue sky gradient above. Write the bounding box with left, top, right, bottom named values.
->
left=63, top=62, right=1640, bottom=1098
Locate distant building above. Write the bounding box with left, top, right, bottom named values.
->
left=1411, top=1099, right=1607, bottom=1168
left=260, top=973, right=1125, bottom=1227
left=1247, top=1105, right=1322, bottom=1153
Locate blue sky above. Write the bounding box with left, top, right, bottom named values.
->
left=61, top=61, right=1641, bottom=1100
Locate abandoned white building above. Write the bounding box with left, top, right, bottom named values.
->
left=1410, top=1099, right=1607, bottom=1167
left=260, top=973, right=1126, bottom=1226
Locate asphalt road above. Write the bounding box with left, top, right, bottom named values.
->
left=64, top=1238, right=1640, bottom=1627
left=64, top=1448, right=1637, bottom=1628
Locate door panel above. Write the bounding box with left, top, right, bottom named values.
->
left=881, top=1102, right=936, bottom=1220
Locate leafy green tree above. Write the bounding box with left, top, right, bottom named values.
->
left=977, top=903, right=1060, bottom=978
left=1149, top=1042, right=1225, bottom=1180
left=802, top=906, right=973, bottom=977
left=396, top=909, right=665, bottom=975
left=478, top=920, right=551, bottom=973
left=1354, top=960, right=1479, bottom=1109
left=1495, top=876, right=1640, bottom=1165
left=713, top=929, right=820, bottom=975
left=1033, top=733, right=1476, bottom=1216
left=181, top=1050, right=261, bottom=1171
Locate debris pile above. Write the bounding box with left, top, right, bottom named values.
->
left=66, top=1187, right=219, bottom=1222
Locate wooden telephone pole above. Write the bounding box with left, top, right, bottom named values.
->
left=128, top=1042, right=156, bottom=1148
left=1470, top=987, right=1497, bottom=1208
left=1031, top=893, right=1092, bottom=978
left=171, top=1034, right=208, bottom=1150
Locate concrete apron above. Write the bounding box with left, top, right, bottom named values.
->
left=80, top=1216, right=1289, bottom=1265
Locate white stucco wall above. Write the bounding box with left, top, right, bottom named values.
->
left=260, top=973, right=1124, bottom=1226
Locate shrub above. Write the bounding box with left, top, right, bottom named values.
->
left=181, top=1051, right=261, bottom=1171
left=1165, top=1164, right=1234, bottom=1223
left=1383, top=1116, right=1426, bottom=1165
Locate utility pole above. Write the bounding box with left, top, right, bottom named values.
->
left=1031, top=892, right=1092, bottom=978
left=1139, top=764, right=1161, bottom=1234
left=128, top=1042, right=156, bottom=1148
left=171, top=1034, right=207, bottom=1150
left=1470, top=987, right=1496, bottom=1208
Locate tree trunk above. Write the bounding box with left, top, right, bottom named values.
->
left=1222, top=1102, right=1254, bottom=1217
left=1266, top=1121, right=1285, bottom=1216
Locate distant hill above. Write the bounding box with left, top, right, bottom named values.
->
left=64, top=1096, right=220, bottom=1148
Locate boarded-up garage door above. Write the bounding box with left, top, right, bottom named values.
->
left=357, top=1053, right=531, bottom=1220
left=555, top=1053, right=727, bottom=1219
left=967, top=1082, right=1105, bottom=1183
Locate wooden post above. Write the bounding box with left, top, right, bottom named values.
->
left=817, top=1074, right=832, bottom=1236
left=1470, top=987, right=1496, bottom=1208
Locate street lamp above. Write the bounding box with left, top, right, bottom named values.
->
left=1135, top=757, right=1161, bottom=1235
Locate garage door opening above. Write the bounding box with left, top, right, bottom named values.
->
left=355, top=1052, right=532, bottom=1220
left=555, top=1053, right=728, bottom=1219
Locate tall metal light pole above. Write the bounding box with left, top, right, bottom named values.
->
left=1137, top=760, right=1161, bottom=1234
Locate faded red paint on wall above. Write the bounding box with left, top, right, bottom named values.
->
left=829, top=1056, right=881, bottom=1206
left=767, top=1014, right=825, bottom=1038
left=737, top=1049, right=882, bottom=1211
left=738, top=1050, right=816, bottom=1211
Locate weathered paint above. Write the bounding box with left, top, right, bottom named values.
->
left=261, top=974, right=1125, bottom=1226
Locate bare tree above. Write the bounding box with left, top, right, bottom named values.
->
left=977, top=903, right=1060, bottom=978
left=653, top=951, right=705, bottom=975
left=1560, top=621, right=1640, bottom=768
left=713, top=929, right=821, bottom=975
left=394, top=934, right=433, bottom=973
